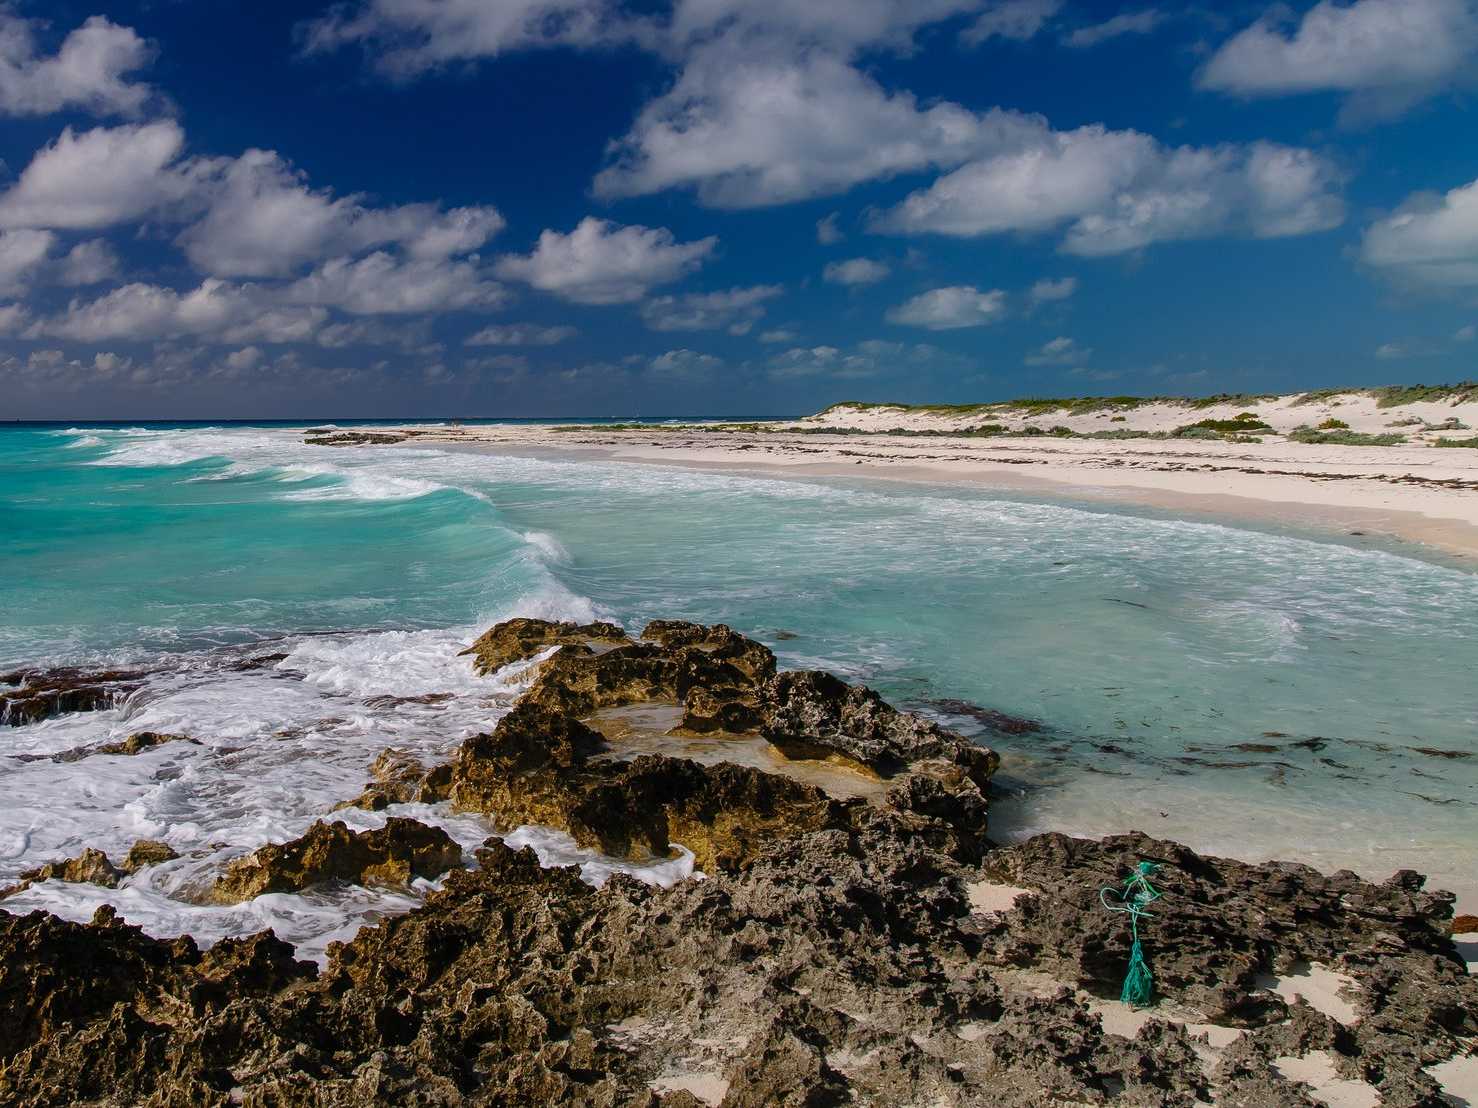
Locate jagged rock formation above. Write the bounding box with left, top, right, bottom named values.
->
left=210, top=818, right=463, bottom=903
left=0, top=618, right=1471, bottom=1106
left=460, top=616, right=630, bottom=676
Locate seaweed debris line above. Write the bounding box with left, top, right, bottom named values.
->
left=1, top=618, right=1473, bottom=1106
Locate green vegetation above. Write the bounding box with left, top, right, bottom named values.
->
left=1174, top=415, right=1274, bottom=436
left=1183, top=393, right=1276, bottom=409
left=1372, top=381, right=1478, bottom=408
left=1434, top=436, right=1478, bottom=448
left=1288, top=428, right=1404, bottom=446
left=1317, top=418, right=1350, bottom=430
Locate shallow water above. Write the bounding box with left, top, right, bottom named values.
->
left=2, top=422, right=1475, bottom=957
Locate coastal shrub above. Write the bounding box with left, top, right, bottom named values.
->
left=1289, top=428, right=1404, bottom=446
left=1174, top=415, right=1273, bottom=437
left=1318, top=418, right=1350, bottom=430
left=1373, top=381, right=1478, bottom=408
left=1185, top=392, right=1275, bottom=409
left=1228, top=435, right=1264, bottom=443
left=1434, top=436, right=1478, bottom=448
left=1110, top=415, right=1126, bottom=422
left=1050, top=425, right=1074, bottom=436
left=1426, top=417, right=1470, bottom=431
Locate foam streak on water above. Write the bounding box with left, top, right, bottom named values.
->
left=3, top=422, right=1477, bottom=960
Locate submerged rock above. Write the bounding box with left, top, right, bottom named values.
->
left=334, top=748, right=452, bottom=811
left=0, top=666, right=147, bottom=726
left=210, top=818, right=463, bottom=903
left=97, top=731, right=198, bottom=756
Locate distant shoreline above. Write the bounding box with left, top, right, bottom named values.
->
left=305, top=385, right=1478, bottom=560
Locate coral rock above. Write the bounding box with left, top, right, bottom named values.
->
left=211, top=818, right=462, bottom=903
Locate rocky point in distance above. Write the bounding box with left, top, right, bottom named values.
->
left=0, top=617, right=1473, bottom=1106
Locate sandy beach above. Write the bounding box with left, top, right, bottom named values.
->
left=336, top=388, right=1478, bottom=561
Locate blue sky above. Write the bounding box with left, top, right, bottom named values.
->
left=2, top=0, right=1477, bottom=418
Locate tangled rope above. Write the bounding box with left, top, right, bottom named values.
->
left=1100, top=860, right=1162, bottom=1008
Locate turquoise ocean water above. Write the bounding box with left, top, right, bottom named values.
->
left=2, top=423, right=1475, bottom=955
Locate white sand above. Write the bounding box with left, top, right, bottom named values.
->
left=1270, top=1051, right=1381, bottom=1108
left=1426, top=1051, right=1478, bottom=1106
left=965, top=880, right=1032, bottom=915
left=1255, top=962, right=1360, bottom=1026
left=650, top=1071, right=729, bottom=1105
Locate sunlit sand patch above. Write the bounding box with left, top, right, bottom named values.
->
left=1255, top=961, right=1360, bottom=1025
left=650, top=1070, right=729, bottom=1106
left=1270, top=1051, right=1380, bottom=1108
left=1425, top=1051, right=1478, bottom=1106
left=583, top=702, right=891, bottom=802
left=965, top=879, right=1032, bottom=915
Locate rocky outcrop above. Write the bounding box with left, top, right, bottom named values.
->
left=446, top=620, right=996, bottom=872
left=303, top=431, right=408, bottom=446
left=334, top=748, right=452, bottom=811
left=0, top=666, right=146, bottom=726
left=1, top=849, right=125, bottom=898
left=0, top=617, right=1471, bottom=1106
left=122, top=840, right=178, bottom=873
left=451, top=701, right=848, bottom=871
left=210, top=819, right=463, bottom=903
left=460, top=616, right=630, bottom=676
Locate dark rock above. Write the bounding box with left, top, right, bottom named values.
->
left=927, top=697, right=1045, bottom=735
left=460, top=617, right=629, bottom=676
left=0, top=666, right=147, bottom=726
left=97, top=731, right=199, bottom=756
left=210, top=818, right=462, bottom=903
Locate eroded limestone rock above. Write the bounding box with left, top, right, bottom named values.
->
left=460, top=617, right=629, bottom=676
left=210, top=818, right=462, bottom=903
left=122, top=840, right=178, bottom=873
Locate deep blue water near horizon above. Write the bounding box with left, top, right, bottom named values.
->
left=2, top=422, right=1476, bottom=957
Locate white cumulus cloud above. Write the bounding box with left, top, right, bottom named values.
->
left=0, top=121, right=209, bottom=230
left=496, top=217, right=716, bottom=305
left=0, top=12, right=157, bottom=117
left=1199, top=0, right=1478, bottom=121
left=640, top=284, right=782, bottom=333
left=886, top=285, right=1007, bottom=330
left=1360, top=175, right=1478, bottom=287
left=874, top=130, right=1344, bottom=254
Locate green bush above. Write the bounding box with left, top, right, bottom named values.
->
left=1289, top=428, right=1404, bottom=446
left=1317, top=418, right=1350, bottom=430
left=1434, top=436, right=1478, bottom=448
